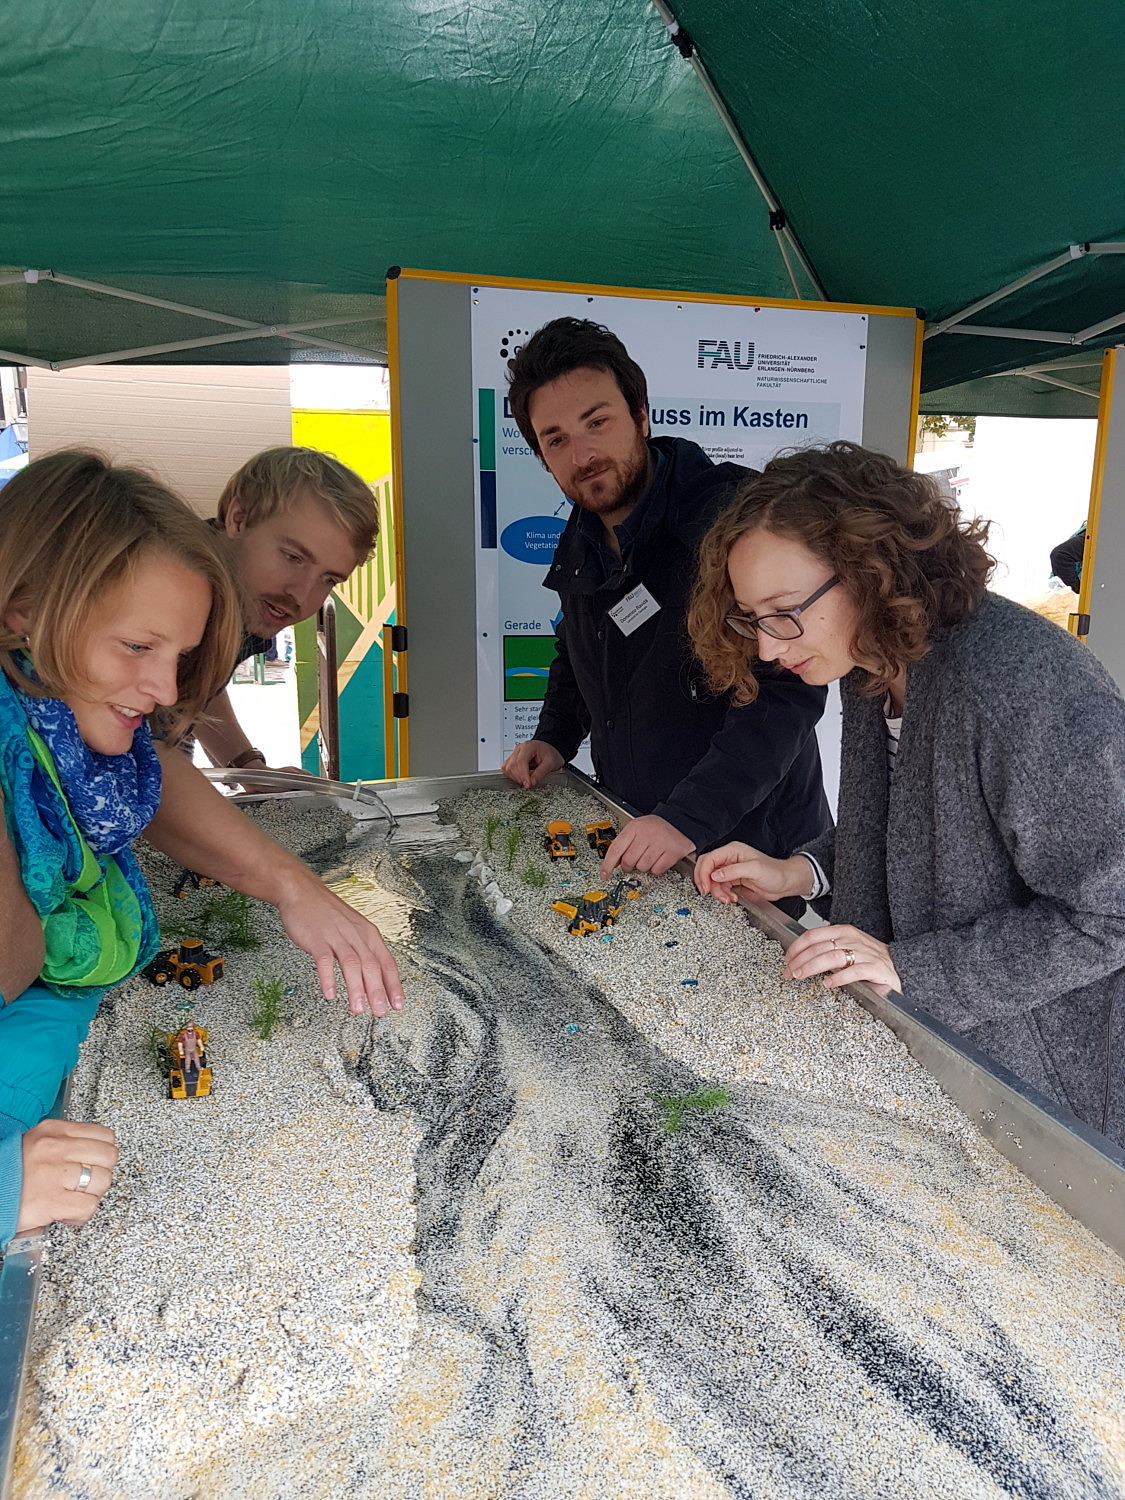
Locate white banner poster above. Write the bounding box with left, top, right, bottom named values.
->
left=469, top=286, right=869, bottom=769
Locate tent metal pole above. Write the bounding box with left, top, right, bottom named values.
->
left=13, top=269, right=384, bottom=365
left=1017, top=372, right=1100, bottom=398
left=773, top=233, right=803, bottom=301
left=997, top=357, right=1103, bottom=375
left=287, top=333, right=384, bottom=361
left=924, top=246, right=1085, bottom=339
left=941, top=316, right=1125, bottom=348
left=42, top=272, right=261, bottom=329
left=0, top=347, right=57, bottom=370
left=1073, top=308, right=1125, bottom=343
left=651, top=0, right=827, bottom=301
left=939, top=325, right=1075, bottom=344
left=52, top=315, right=386, bottom=369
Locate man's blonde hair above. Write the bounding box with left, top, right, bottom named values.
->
left=216, top=447, right=378, bottom=559
left=0, top=450, right=244, bottom=741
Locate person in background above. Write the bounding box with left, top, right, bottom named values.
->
left=1049, top=521, right=1087, bottom=594
left=500, top=318, right=830, bottom=894
left=689, top=442, right=1125, bottom=1145
left=196, top=448, right=377, bottom=775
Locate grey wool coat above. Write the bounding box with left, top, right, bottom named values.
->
left=800, top=592, right=1125, bottom=1146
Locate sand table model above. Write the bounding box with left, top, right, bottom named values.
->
left=13, top=788, right=1125, bottom=1499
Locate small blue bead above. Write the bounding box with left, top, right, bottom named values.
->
left=564, top=1022, right=580, bottom=1035
left=676, top=907, right=691, bottom=916
left=681, top=978, right=698, bottom=987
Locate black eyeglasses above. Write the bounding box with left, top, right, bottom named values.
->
left=725, top=576, right=839, bottom=641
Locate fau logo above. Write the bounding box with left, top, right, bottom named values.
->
left=697, top=338, right=755, bottom=370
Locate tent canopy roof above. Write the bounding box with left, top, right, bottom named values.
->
left=3, top=0, right=1123, bottom=398
left=919, top=350, right=1106, bottom=420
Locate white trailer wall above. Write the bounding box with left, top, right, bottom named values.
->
left=27, top=365, right=292, bottom=516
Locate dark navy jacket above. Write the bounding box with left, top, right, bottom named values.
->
left=534, top=436, right=831, bottom=858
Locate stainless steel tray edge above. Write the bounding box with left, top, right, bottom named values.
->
left=0, top=1081, right=70, bottom=1500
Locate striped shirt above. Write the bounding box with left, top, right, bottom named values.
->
left=884, top=695, right=902, bottom=774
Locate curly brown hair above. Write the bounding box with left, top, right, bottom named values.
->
left=688, top=442, right=994, bottom=703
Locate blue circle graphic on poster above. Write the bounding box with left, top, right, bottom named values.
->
left=501, top=516, right=566, bottom=564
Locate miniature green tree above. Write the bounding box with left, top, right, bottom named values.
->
left=147, top=1026, right=176, bottom=1077
left=514, top=796, right=542, bottom=822
left=207, top=889, right=260, bottom=951
left=521, top=864, right=548, bottom=889
left=484, top=814, right=502, bottom=853
left=504, top=824, right=523, bottom=871
left=653, top=1086, right=732, bottom=1135
left=250, top=977, right=284, bottom=1040
left=161, top=887, right=260, bottom=951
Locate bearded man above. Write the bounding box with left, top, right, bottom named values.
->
left=501, top=317, right=830, bottom=893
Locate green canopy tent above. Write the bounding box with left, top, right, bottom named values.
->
left=1, top=0, right=1123, bottom=400
left=919, top=351, right=1105, bottom=420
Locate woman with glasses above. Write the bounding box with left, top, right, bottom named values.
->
left=686, top=441, right=1125, bottom=1145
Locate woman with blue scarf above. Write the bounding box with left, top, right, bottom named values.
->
left=0, top=452, right=243, bottom=1244
left=0, top=452, right=405, bottom=1248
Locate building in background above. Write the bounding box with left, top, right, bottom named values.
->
left=25, top=365, right=291, bottom=513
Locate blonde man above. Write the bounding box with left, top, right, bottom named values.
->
left=198, top=447, right=378, bottom=773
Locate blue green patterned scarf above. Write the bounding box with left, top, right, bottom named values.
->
left=0, top=666, right=160, bottom=999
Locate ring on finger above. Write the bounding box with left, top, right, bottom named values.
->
left=75, top=1164, right=93, bottom=1193
left=841, top=948, right=856, bottom=969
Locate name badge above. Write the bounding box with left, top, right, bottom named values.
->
left=608, top=583, right=661, bottom=636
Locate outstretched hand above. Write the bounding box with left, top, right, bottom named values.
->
left=145, top=747, right=406, bottom=1018
left=694, top=843, right=813, bottom=906
left=277, top=880, right=405, bottom=1017
left=783, top=924, right=901, bottom=996
left=600, top=815, right=694, bottom=880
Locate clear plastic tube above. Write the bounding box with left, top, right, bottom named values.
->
left=199, top=767, right=398, bottom=833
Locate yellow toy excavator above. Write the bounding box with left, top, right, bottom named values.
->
left=551, top=878, right=640, bottom=936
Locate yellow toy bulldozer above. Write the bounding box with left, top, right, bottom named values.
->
left=543, top=819, right=578, bottom=860
left=552, top=878, right=640, bottom=936
left=143, top=937, right=225, bottom=991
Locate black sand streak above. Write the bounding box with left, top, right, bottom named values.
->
left=357, top=852, right=1114, bottom=1499
left=603, top=1103, right=1112, bottom=1498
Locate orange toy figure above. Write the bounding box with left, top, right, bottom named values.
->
left=167, top=1025, right=212, bottom=1099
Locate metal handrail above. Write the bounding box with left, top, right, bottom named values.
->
left=315, top=598, right=341, bottom=782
